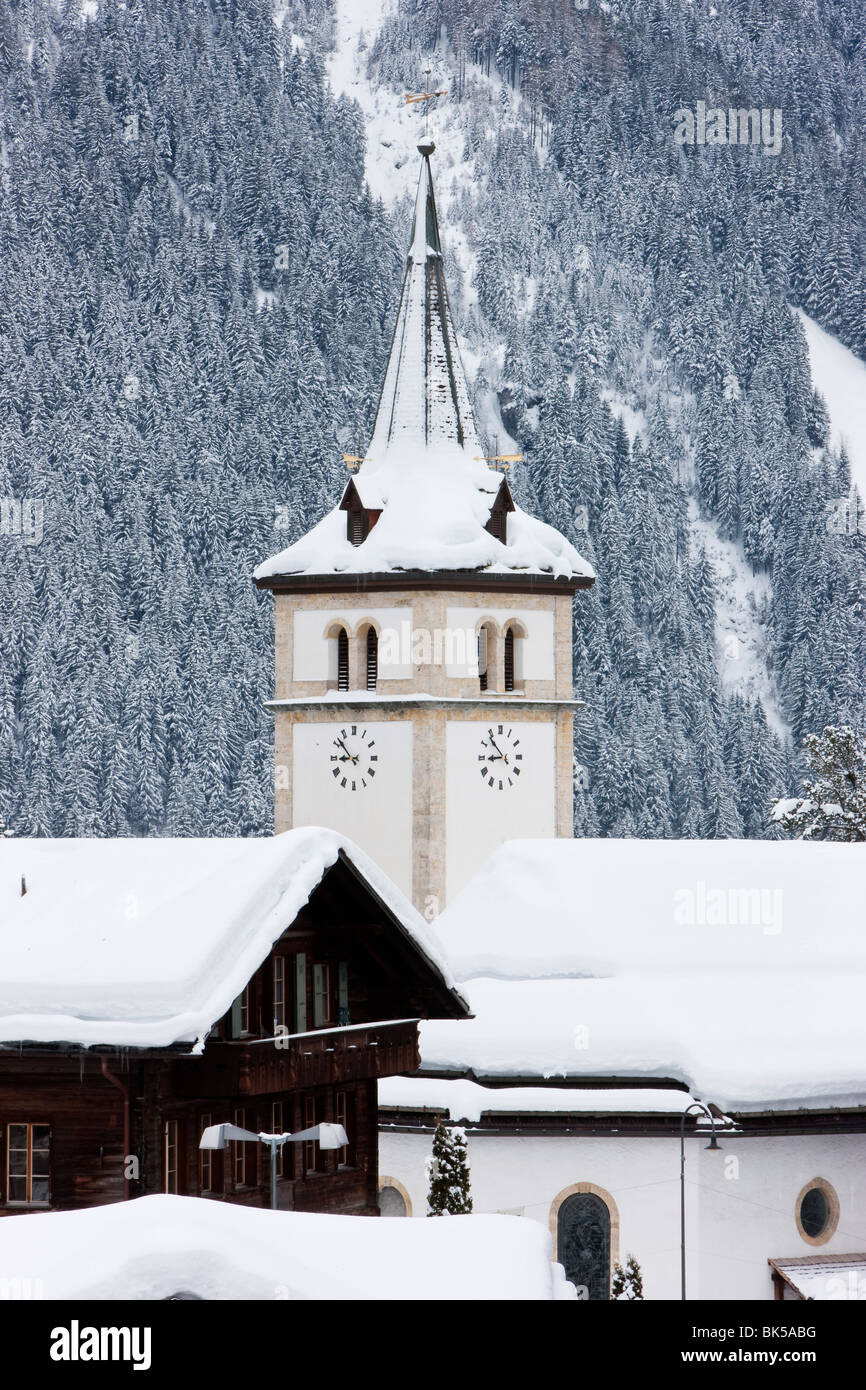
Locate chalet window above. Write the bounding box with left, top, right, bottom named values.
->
left=365, top=626, right=378, bottom=691
left=229, top=985, right=251, bottom=1039
left=233, top=1108, right=247, bottom=1187
left=337, top=960, right=350, bottom=1026
left=504, top=627, right=515, bottom=692
left=6, top=1123, right=51, bottom=1206
left=272, top=1102, right=284, bottom=1178
left=313, top=964, right=331, bottom=1027
left=336, top=1090, right=354, bottom=1167
left=294, top=953, right=307, bottom=1032
left=199, top=1114, right=212, bottom=1192
left=164, top=1120, right=179, bottom=1195
left=337, top=628, right=349, bottom=691
left=303, top=1095, right=327, bottom=1174
left=273, top=957, right=285, bottom=1033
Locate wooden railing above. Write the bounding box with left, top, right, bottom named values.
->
left=176, top=1020, right=420, bottom=1097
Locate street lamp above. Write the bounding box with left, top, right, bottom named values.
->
left=680, top=1100, right=721, bottom=1301
left=199, top=1122, right=349, bottom=1211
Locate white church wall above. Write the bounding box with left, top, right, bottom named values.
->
left=292, top=607, right=414, bottom=681
left=444, top=606, right=555, bottom=681
left=292, top=721, right=414, bottom=896
left=445, top=719, right=556, bottom=900
left=379, top=1128, right=866, bottom=1301
left=688, top=1132, right=866, bottom=1301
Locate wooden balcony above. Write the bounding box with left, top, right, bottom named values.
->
left=173, top=1019, right=420, bottom=1098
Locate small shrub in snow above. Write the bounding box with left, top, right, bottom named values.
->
left=611, top=1254, right=644, bottom=1300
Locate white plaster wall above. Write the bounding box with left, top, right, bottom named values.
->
left=293, top=607, right=414, bottom=680
left=379, top=1129, right=866, bottom=1301
left=445, top=720, right=556, bottom=900
left=292, top=721, right=413, bottom=896
left=444, top=607, right=555, bottom=680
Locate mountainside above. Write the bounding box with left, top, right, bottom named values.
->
left=0, top=0, right=863, bottom=838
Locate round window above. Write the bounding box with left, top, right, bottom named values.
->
left=800, top=1186, right=829, bottom=1238
left=795, top=1179, right=839, bottom=1245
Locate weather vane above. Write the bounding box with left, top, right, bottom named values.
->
left=405, top=67, right=447, bottom=139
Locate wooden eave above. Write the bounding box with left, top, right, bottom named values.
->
left=255, top=569, right=592, bottom=596
left=333, top=849, right=470, bottom=1021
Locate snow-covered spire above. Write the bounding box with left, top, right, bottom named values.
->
left=368, top=140, right=480, bottom=458
left=254, top=140, right=595, bottom=585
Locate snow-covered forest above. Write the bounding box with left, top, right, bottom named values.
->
left=0, top=0, right=863, bottom=838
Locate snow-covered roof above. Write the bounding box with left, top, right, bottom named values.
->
left=255, top=145, right=593, bottom=585
left=0, top=829, right=462, bottom=1049
left=769, top=1254, right=866, bottom=1301
left=0, top=1194, right=574, bottom=1300
left=411, top=838, right=866, bottom=1114
left=379, top=1076, right=699, bottom=1122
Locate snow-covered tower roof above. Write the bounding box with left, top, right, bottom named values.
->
left=369, top=136, right=480, bottom=460
left=255, top=142, right=594, bottom=589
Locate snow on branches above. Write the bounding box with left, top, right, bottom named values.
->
left=426, top=1121, right=473, bottom=1216
left=772, top=726, right=866, bottom=842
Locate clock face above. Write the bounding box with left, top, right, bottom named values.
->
left=477, top=724, right=524, bottom=791
left=329, top=725, right=378, bottom=791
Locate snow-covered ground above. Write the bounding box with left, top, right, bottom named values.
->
left=796, top=308, right=866, bottom=499
left=0, top=1194, right=574, bottom=1300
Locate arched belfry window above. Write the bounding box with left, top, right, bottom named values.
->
left=337, top=628, right=349, bottom=691
left=557, top=1192, right=612, bottom=1300
left=504, top=627, right=515, bottom=692
left=477, top=625, right=490, bottom=692
left=365, top=626, right=378, bottom=691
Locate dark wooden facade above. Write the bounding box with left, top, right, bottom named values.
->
left=0, top=852, right=465, bottom=1217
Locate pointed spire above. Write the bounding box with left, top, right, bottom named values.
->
left=367, top=142, right=479, bottom=460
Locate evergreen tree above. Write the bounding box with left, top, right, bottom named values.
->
left=772, top=726, right=866, bottom=841
left=611, top=1254, right=644, bottom=1301
left=426, top=1122, right=472, bottom=1216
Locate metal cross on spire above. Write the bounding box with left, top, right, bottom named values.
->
left=404, top=68, right=447, bottom=138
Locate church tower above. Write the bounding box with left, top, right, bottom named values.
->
left=255, top=140, right=594, bottom=914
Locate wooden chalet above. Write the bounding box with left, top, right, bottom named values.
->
left=0, top=832, right=468, bottom=1216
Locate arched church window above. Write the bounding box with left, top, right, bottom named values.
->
left=378, top=1186, right=407, bottom=1217
left=477, top=625, right=490, bottom=692
left=337, top=628, right=349, bottom=691
left=365, top=626, right=378, bottom=691
left=557, top=1192, right=611, bottom=1300
left=504, top=627, right=515, bottom=692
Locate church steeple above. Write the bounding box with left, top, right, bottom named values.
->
left=254, top=134, right=596, bottom=913
left=255, top=138, right=593, bottom=583
left=368, top=140, right=479, bottom=458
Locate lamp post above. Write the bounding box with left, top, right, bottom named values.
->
left=680, top=1100, right=721, bottom=1301
left=199, top=1122, right=349, bottom=1211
